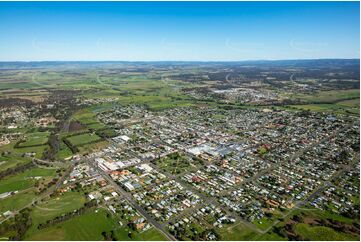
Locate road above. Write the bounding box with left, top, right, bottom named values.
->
left=147, top=162, right=264, bottom=233
left=85, top=158, right=176, bottom=241
left=260, top=155, right=359, bottom=235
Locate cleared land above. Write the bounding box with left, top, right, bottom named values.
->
left=18, top=131, right=50, bottom=147
left=65, top=133, right=102, bottom=147
left=25, top=208, right=167, bottom=241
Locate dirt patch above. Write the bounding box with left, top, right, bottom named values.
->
left=16, top=95, right=45, bottom=103
left=303, top=216, right=318, bottom=225
left=0, top=97, right=34, bottom=107
left=68, top=121, right=86, bottom=132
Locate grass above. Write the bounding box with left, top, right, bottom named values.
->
left=87, top=122, right=107, bottom=130
left=18, top=131, right=50, bottom=147
left=255, top=231, right=287, bottom=241
left=56, top=142, right=73, bottom=160
left=25, top=191, right=86, bottom=238
left=83, top=74, right=196, bottom=111
left=292, top=89, right=360, bottom=103
left=25, top=208, right=113, bottom=240
left=337, top=98, right=360, bottom=107
left=253, top=216, right=277, bottom=230
left=0, top=155, right=32, bottom=172
left=31, top=191, right=86, bottom=225
left=290, top=89, right=360, bottom=115
left=136, top=228, right=168, bottom=241
left=25, top=208, right=167, bottom=241
left=66, top=133, right=101, bottom=147
left=307, top=207, right=356, bottom=224
left=73, top=109, right=100, bottom=125
left=0, top=141, right=48, bottom=159
left=0, top=167, right=57, bottom=194
left=217, top=222, right=259, bottom=241
left=253, top=206, right=360, bottom=241
left=15, top=145, right=49, bottom=159
left=77, top=140, right=109, bottom=153
left=0, top=190, right=36, bottom=213
left=292, top=102, right=359, bottom=115
left=154, top=153, right=198, bottom=175
left=295, top=224, right=359, bottom=241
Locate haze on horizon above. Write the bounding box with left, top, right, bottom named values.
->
left=0, top=1, right=359, bottom=61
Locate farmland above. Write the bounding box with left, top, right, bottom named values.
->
left=18, top=131, right=50, bottom=147
left=0, top=60, right=359, bottom=241
left=25, top=208, right=167, bottom=241
left=65, top=133, right=102, bottom=147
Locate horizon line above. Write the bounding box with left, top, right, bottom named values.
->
left=0, top=58, right=360, bottom=63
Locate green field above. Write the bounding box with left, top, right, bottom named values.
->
left=154, top=153, right=200, bottom=175
left=74, top=111, right=99, bottom=125
left=66, top=133, right=102, bottom=147
left=0, top=190, right=36, bottom=213
left=24, top=191, right=86, bottom=238
left=0, top=155, right=32, bottom=172
left=0, top=167, right=57, bottom=194
left=55, top=142, right=73, bottom=160
left=292, top=89, right=360, bottom=103
left=25, top=208, right=167, bottom=241
left=217, top=222, right=259, bottom=241
left=31, top=191, right=86, bottom=225
left=295, top=224, right=358, bottom=241
left=15, top=145, right=49, bottom=159
left=215, top=204, right=360, bottom=241
left=292, top=99, right=360, bottom=115
left=0, top=167, right=57, bottom=213
left=290, top=89, right=360, bottom=115
left=18, top=132, right=50, bottom=147
left=0, top=141, right=48, bottom=159
left=77, top=140, right=109, bottom=154
left=252, top=212, right=284, bottom=230
left=82, top=74, right=195, bottom=111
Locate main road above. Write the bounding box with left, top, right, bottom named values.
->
left=85, top=158, right=176, bottom=241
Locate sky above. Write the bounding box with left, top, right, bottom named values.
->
left=0, top=1, right=359, bottom=61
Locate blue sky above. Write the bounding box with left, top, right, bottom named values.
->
left=0, top=1, right=359, bottom=61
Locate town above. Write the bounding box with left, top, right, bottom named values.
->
left=0, top=60, right=360, bottom=240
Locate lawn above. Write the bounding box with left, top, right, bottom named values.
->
left=0, top=141, right=48, bottom=159
left=0, top=190, right=37, bottom=213
left=25, top=208, right=167, bottom=241
left=253, top=216, right=277, bottom=230
left=217, top=222, right=259, bottom=241
left=0, top=167, right=57, bottom=194
left=86, top=122, right=107, bottom=130
left=290, top=89, right=360, bottom=115
left=295, top=224, right=359, bottom=241
left=306, top=207, right=356, bottom=224
left=31, top=191, right=86, bottom=225
left=337, top=98, right=360, bottom=107
left=73, top=109, right=99, bottom=125
left=18, top=131, right=50, bottom=147
left=292, top=89, right=360, bottom=103
left=154, top=153, right=198, bottom=175
left=14, top=145, right=49, bottom=159
left=66, top=133, right=102, bottom=147
left=82, top=74, right=195, bottom=111
left=254, top=206, right=360, bottom=241
left=25, top=208, right=114, bottom=241
left=0, top=155, right=32, bottom=172
left=77, top=140, right=109, bottom=154
left=55, top=141, right=73, bottom=160
left=255, top=231, right=287, bottom=241
left=71, top=108, right=109, bottom=131
left=25, top=191, right=86, bottom=238
left=292, top=102, right=359, bottom=115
